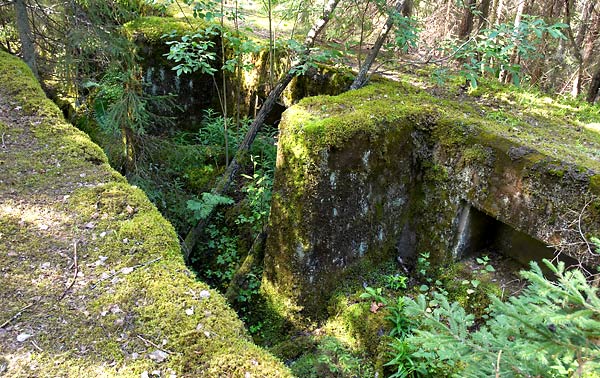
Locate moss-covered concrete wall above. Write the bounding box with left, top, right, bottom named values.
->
left=125, top=17, right=353, bottom=128
left=264, top=81, right=600, bottom=320
left=0, top=50, right=290, bottom=377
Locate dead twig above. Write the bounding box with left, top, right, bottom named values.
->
left=1, top=132, right=5, bottom=148
left=137, top=334, right=171, bottom=354
left=30, top=340, right=44, bottom=352
left=58, top=241, right=78, bottom=301
left=495, top=350, right=503, bottom=378
left=0, top=303, right=34, bottom=329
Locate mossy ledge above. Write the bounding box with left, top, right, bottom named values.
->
left=0, top=51, right=290, bottom=377
left=264, top=80, right=600, bottom=320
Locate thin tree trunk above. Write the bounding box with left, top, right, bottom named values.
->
left=183, top=0, right=342, bottom=259
left=458, top=0, right=477, bottom=40
left=587, top=64, right=600, bottom=103
left=478, top=0, right=491, bottom=29
left=14, top=0, right=39, bottom=79
left=221, top=0, right=229, bottom=166
left=499, top=0, right=525, bottom=84
left=350, top=0, right=406, bottom=90
left=494, top=0, right=505, bottom=25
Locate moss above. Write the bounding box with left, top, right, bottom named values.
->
left=123, top=16, right=207, bottom=43
left=590, top=175, right=600, bottom=195
left=0, top=50, right=290, bottom=377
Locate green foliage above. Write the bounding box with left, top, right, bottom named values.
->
left=164, top=29, right=218, bottom=76
left=386, top=297, right=412, bottom=339
left=291, top=336, right=375, bottom=378
left=450, top=16, right=567, bottom=88
left=416, top=252, right=432, bottom=281
left=237, top=156, right=273, bottom=233
left=187, top=192, right=234, bottom=221
left=389, top=15, right=419, bottom=53
left=384, top=274, right=408, bottom=291
left=90, top=67, right=176, bottom=137
left=360, top=286, right=388, bottom=305
left=390, top=260, right=600, bottom=377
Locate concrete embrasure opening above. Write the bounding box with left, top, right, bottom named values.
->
left=453, top=203, right=562, bottom=266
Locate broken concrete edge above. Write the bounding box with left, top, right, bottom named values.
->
left=0, top=50, right=291, bottom=376
left=264, top=80, right=600, bottom=320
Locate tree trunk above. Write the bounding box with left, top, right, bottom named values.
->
left=494, top=0, right=505, bottom=26
left=478, top=0, right=491, bottom=29
left=14, top=0, right=38, bottom=79
left=183, top=0, right=342, bottom=259
left=350, top=0, right=406, bottom=90
left=587, top=65, right=600, bottom=103
left=499, top=0, right=525, bottom=84
left=458, top=0, right=476, bottom=40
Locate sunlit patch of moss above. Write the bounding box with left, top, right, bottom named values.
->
left=123, top=16, right=207, bottom=42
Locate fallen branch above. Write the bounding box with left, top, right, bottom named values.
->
left=0, top=303, right=34, bottom=329
left=58, top=241, right=78, bottom=301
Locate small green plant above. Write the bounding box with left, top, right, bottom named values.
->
left=385, top=338, right=427, bottom=378
left=187, top=192, right=234, bottom=221
left=237, top=155, right=273, bottom=233
left=416, top=252, right=432, bottom=284
left=360, top=286, right=388, bottom=305
left=474, top=255, right=495, bottom=273
left=315, top=337, right=373, bottom=377
left=385, top=297, right=412, bottom=339
left=384, top=274, right=408, bottom=291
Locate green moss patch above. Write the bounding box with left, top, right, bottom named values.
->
left=0, top=51, right=290, bottom=377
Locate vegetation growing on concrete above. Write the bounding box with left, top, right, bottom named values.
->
left=0, top=50, right=290, bottom=377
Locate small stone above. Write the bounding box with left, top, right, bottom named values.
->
left=122, top=238, right=129, bottom=244
left=148, top=349, right=168, bottom=363
left=79, top=173, right=86, bottom=178
left=151, top=370, right=161, bottom=377
left=131, top=352, right=139, bottom=359
left=99, top=232, right=107, bottom=238
left=199, top=290, right=210, bottom=299
left=38, top=224, right=49, bottom=230
left=140, top=371, right=149, bottom=378
left=203, top=331, right=210, bottom=338
left=16, top=333, right=32, bottom=342
left=126, top=205, right=134, bottom=214
left=185, top=307, right=194, bottom=316
left=84, top=222, right=95, bottom=229
left=40, top=262, right=50, bottom=269
left=121, top=267, right=134, bottom=275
